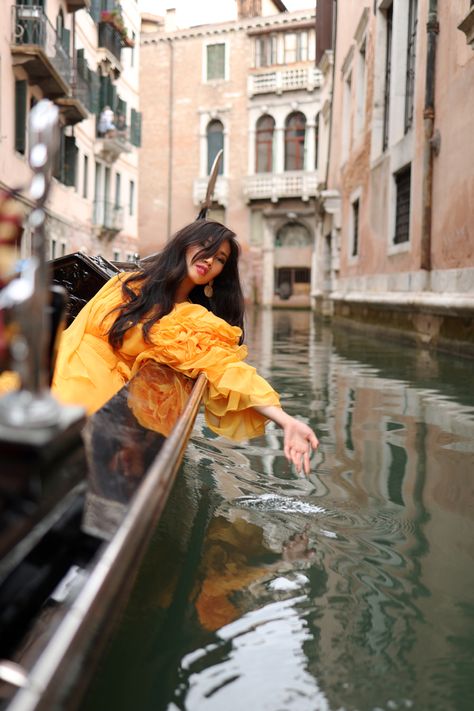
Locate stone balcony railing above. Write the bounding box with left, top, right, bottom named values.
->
left=193, top=176, right=229, bottom=207
left=243, top=172, right=319, bottom=202
left=248, top=66, right=322, bottom=96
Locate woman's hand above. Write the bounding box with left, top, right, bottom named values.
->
left=253, top=405, right=319, bottom=475
left=281, top=414, right=319, bottom=475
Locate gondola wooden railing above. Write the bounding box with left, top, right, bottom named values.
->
left=6, top=368, right=207, bottom=711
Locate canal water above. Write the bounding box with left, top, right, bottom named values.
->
left=83, top=310, right=474, bottom=711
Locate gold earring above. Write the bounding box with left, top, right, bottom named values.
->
left=204, top=280, right=214, bottom=298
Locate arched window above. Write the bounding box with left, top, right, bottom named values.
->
left=284, top=112, right=306, bottom=171
left=275, top=222, right=311, bottom=247
left=315, top=112, right=320, bottom=170
left=255, top=115, right=275, bottom=173
left=207, top=120, right=224, bottom=175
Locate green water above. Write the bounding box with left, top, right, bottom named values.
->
left=83, top=311, right=474, bottom=711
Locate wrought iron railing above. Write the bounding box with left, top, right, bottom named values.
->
left=11, top=5, right=72, bottom=86
left=93, top=201, right=124, bottom=232
left=98, top=21, right=122, bottom=64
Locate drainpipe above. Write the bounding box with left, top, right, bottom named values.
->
left=420, top=0, right=439, bottom=272
left=166, top=38, right=174, bottom=240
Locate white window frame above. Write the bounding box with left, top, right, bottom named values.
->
left=386, top=127, right=414, bottom=255
left=202, top=39, right=229, bottom=83
left=199, top=110, right=229, bottom=177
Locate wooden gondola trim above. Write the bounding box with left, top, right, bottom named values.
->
left=7, top=372, right=208, bottom=711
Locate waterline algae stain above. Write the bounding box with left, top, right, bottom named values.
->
left=83, top=310, right=474, bottom=711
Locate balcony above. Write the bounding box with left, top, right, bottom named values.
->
left=55, top=71, right=89, bottom=126
left=95, top=122, right=132, bottom=163
left=248, top=67, right=322, bottom=97
left=10, top=5, right=71, bottom=98
left=65, top=0, right=91, bottom=11
left=97, top=21, right=123, bottom=77
left=193, top=176, right=229, bottom=208
left=243, top=172, right=318, bottom=202
left=93, top=201, right=124, bottom=240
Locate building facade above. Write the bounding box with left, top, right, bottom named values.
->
left=1, top=0, right=142, bottom=263
left=139, top=1, right=322, bottom=306
left=315, top=0, right=474, bottom=354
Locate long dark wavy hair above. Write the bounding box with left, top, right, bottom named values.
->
left=107, top=220, right=245, bottom=348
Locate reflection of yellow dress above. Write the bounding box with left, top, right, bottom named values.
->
left=52, top=274, right=280, bottom=440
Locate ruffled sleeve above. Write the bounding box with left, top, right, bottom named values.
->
left=131, top=303, right=280, bottom=441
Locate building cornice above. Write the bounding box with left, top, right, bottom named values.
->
left=141, top=11, right=315, bottom=45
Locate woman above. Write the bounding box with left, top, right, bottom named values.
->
left=52, top=220, right=318, bottom=474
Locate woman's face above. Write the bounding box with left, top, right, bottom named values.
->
left=185, top=239, right=231, bottom=286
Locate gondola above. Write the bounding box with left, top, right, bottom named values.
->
left=0, top=101, right=221, bottom=711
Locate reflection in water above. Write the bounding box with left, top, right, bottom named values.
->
left=83, top=311, right=474, bottom=711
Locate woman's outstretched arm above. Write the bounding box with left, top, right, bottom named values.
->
left=253, top=405, right=319, bottom=475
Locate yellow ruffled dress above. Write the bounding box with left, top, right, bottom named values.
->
left=52, top=274, right=280, bottom=441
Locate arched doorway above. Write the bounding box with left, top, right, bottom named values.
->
left=274, top=222, right=312, bottom=300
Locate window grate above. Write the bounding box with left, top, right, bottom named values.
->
left=394, top=165, right=411, bottom=244
left=352, top=199, right=359, bottom=257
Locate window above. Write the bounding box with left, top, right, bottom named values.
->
left=114, top=172, right=121, bottom=208
left=206, top=43, right=226, bottom=81
left=255, top=34, right=277, bottom=67
left=405, top=0, right=418, bottom=133
left=314, top=113, right=320, bottom=170
left=83, top=154, right=89, bottom=198
left=284, top=31, right=308, bottom=63
left=394, top=165, right=411, bottom=244
left=342, top=73, right=352, bottom=161
left=351, top=198, right=360, bottom=257
left=55, top=131, right=78, bottom=187
left=51, top=238, right=57, bottom=260
left=131, top=31, right=136, bottom=66
left=355, top=40, right=366, bottom=134
left=382, top=3, right=393, bottom=151
left=284, top=33, right=297, bottom=63
left=129, top=179, right=135, bottom=216
left=284, top=112, right=306, bottom=171
left=256, top=115, right=275, bottom=173
left=15, top=79, right=27, bottom=155
left=207, top=120, right=224, bottom=175
left=130, top=108, right=142, bottom=147
left=60, top=241, right=67, bottom=257
left=297, top=31, right=308, bottom=61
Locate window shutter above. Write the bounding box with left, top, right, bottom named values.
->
left=64, top=136, right=78, bottom=187
left=130, top=109, right=142, bottom=147
left=135, top=111, right=142, bottom=147
left=15, top=80, right=27, bottom=155
left=89, top=70, right=100, bottom=113
left=76, top=48, right=85, bottom=77
left=90, top=0, right=101, bottom=23
left=62, top=28, right=71, bottom=55
left=109, top=83, right=117, bottom=112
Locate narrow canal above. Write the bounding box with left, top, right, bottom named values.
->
left=83, top=310, right=474, bottom=711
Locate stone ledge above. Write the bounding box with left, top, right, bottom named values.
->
left=331, top=291, right=474, bottom=316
